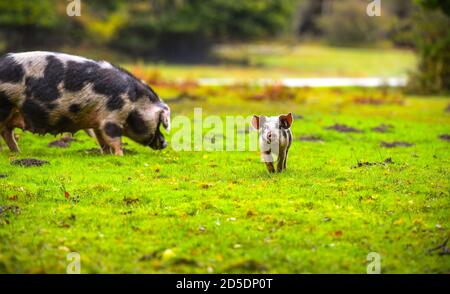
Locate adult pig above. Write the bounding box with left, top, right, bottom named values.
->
left=0, top=51, right=170, bottom=155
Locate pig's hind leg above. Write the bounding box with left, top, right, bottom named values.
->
left=0, top=111, right=23, bottom=153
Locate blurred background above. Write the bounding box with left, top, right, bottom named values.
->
left=0, top=0, right=448, bottom=93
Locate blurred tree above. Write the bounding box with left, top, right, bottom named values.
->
left=384, top=0, right=416, bottom=47
left=417, top=0, right=450, bottom=14
left=316, top=0, right=388, bottom=46
left=112, top=0, right=298, bottom=61
left=77, top=0, right=129, bottom=44
left=0, top=0, right=298, bottom=60
left=408, top=0, right=450, bottom=93
left=0, top=0, right=59, bottom=51
left=295, top=0, right=323, bottom=35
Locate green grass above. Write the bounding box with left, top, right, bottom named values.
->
left=132, top=44, right=417, bottom=81
left=0, top=86, right=448, bottom=273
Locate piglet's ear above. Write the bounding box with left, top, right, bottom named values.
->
left=251, top=115, right=261, bottom=130
left=279, top=113, right=293, bottom=129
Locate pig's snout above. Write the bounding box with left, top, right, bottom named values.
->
left=149, top=129, right=168, bottom=150
left=266, top=131, right=272, bottom=143
left=265, top=131, right=277, bottom=143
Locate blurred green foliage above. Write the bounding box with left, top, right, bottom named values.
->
left=0, top=0, right=448, bottom=93
left=408, top=0, right=450, bottom=93
left=0, top=0, right=298, bottom=61
left=416, top=0, right=450, bottom=15
left=317, top=0, right=385, bottom=46
left=0, top=1, right=58, bottom=27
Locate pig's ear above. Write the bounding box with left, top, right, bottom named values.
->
left=251, top=115, right=261, bottom=130
left=160, top=108, right=171, bottom=132
left=279, top=113, right=293, bottom=129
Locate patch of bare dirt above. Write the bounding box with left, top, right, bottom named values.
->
left=11, top=158, right=49, bottom=167
left=380, top=141, right=414, bottom=148
left=60, top=136, right=78, bottom=143
left=48, top=140, right=69, bottom=148
left=48, top=136, right=78, bottom=148
left=298, top=135, right=323, bottom=142
left=353, top=96, right=404, bottom=105
left=371, top=124, right=394, bottom=133
left=438, top=134, right=450, bottom=142
left=352, top=158, right=393, bottom=168
left=325, top=124, right=363, bottom=133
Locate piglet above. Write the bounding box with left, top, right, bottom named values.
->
left=252, top=113, right=293, bottom=173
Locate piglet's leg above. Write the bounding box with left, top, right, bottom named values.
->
left=283, top=152, right=288, bottom=170
left=261, top=151, right=275, bottom=173
left=276, top=148, right=287, bottom=173
left=1, top=128, right=20, bottom=153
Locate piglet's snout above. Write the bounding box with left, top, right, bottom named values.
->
left=265, top=131, right=278, bottom=143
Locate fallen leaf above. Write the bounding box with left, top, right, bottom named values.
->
left=8, top=195, right=18, bottom=201
left=334, top=230, right=343, bottom=237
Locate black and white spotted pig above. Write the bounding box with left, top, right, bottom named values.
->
left=251, top=113, right=293, bottom=173
left=0, top=51, right=170, bottom=156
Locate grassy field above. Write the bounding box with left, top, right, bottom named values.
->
left=129, top=44, right=417, bottom=81
left=0, top=84, right=449, bottom=273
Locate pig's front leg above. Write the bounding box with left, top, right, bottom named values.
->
left=276, top=147, right=287, bottom=173
left=95, top=122, right=124, bottom=156
left=1, top=128, right=20, bottom=153
left=261, top=151, right=275, bottom=173
left=94, top=129, right=112, bottom=154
